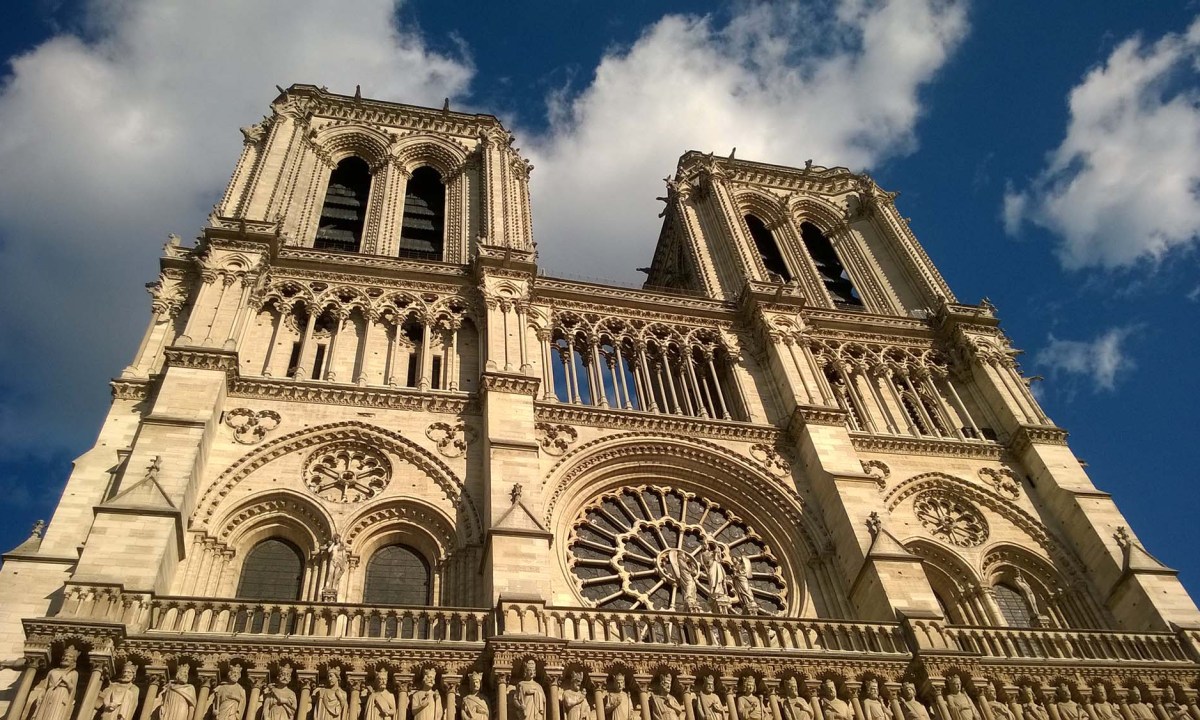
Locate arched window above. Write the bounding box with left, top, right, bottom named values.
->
left=363, top=544, right=430, bottom=605
left=800, top=222, right=863, bottom=307
left=744, top=214, right=792, bottom=282
left=399, top=166, right=446, bottom=260
left=315, top=157, right=372, bottom=253
left=236, top=538, right=304, bottom=601
left=993, top=582, right=1034, bottom=627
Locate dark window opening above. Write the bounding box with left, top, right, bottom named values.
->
left=315, top=157, right=371, bottom=253
left=980, top=427, right=998, bottom=441
left=406, top=353, right=419, bottom=388
left=800, top=222, right=863, bottom=306
left=312, top=344, right=327, bottom=380
left=285, top=341, right=302, bottom=379
left=398, top=166, right=446, bottom=260
left=236, top=538, right=303, bottom=601
left=744, top=214, right=791, bottom=282
left=430, top=356, right=442, bottom=390
left=994, top=582, right=1034, bottom=628
left=363, top=544, right=431, bottom=606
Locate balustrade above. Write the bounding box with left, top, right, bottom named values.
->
left=943, top=625, right=1191, bottom=663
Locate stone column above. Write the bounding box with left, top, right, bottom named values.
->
left=590, top=675, right=608, bottom=720
left=636, top=678, right=652, bottom=720
left=496, top=673, right=510, bottom=720
left=299, top=676, right=315, bottom=720
left=293, top=306, right=319, bottom=379
left=195, top=674, right=216, bottom=720
left=723, top=678, right=739, bottom=720
left=5, top=661, right=43, bottom=720
left=140, top=672, right=167, bottom=720
left=548, top=671, right=563, bottom=720
left=76, top=659, right=108, bottom=720
left=443, top=675, right=461, bottom=720
left=679, top=677, right=697, bottom=720
left=396, top=677, right=412, bottom=720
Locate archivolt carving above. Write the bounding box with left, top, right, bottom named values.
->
left=214, top=490, right=335, bottom=548
left=195, top=421, right=481, bottom=541
left=342, top=498, right=459, bottom=558
left=309, top=123, right=393, bottom=168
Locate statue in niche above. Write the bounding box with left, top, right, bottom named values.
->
left=648, top=674, right=684, bottom=720
left=313, top=667, right=347, bottom=720
left=1162, top=688, right=1190, bottom=720
left=1052, top=685, right=1083, bottom=720
left=561, top=672, right=589, bottom=720
left=411, top=669, right=443, bottom=720
left=1088, top=685, right=1119, bottom=720
left=322, top=536, right=349, bottom=599
left=897, top=683, right=931, bottom=720
left=96, top=664, right=140, bottom=720
left=261, top=664, right=298, bottom=720
left=820, top=680, right=854, bottom=720
left=779, top=678, right=812, bottom=720
left=694, top=676, right=726, bottom=720
left=979, top=685, right=1013, bottom=720
left=363, top=670, right=396, bottom=720
left=461, top=672, right=489, bottom=720
left=943, top=675, right=979, bottom=720
left=29, top=645, right=80, bottom=720
left=861, top=681, right=892, bottom=720
left=605, top=675, right=634, bottom=720
left=210, top=665, right=245, bottom=720
left=731, top=557, right=762, bottom=614
left=1126, top=688, right=1156, bottom=720
left=1017, top=685, right=1047, bottom=720
left=699, top=543, right=731, bottom=611
left=736, top=677, right=765, bottom=720
left=156, top=663, right=197, bottom=720
left=511, top=661, right=545, bottom=720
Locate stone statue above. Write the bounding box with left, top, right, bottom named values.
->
left=732, top=557, right=762, bottom=614
left=1012, top=572, right=1040, bottom=620
left=511, top=661, right=545, bottom=720
left=211, top=664, right=247, bottom=720
left=461, top=672, right=489, bottom=720
left=694, top=676, right=726, bottom=720
left=779, top=678, right=812, bottom=720
left=943, top=675, right=978, bottom=720
left=322, top=536, right=349, bottom=598
left=313, top=667, right=348, bottom=720
left=648, top=674, right=685, bottom=720
left=661, top=548, right=701, bottom=612
left=156, top=664, right=197, bottom=720
left=700, top=543, right=731, bottom=611
left=737, top=677, right=765, bottom=720
left=606, top=675, right=634, bottom=720
left=897, top=683, right=931, bottom=720
left=861, top=681, right=892, bottom=720
left=1126, top=688, right=1156, bottom=720
left=1088, top=685, right=1119, bottom=720
left=1017, top=685, right=1047, bottom=720
left=820, top=680, right=854, bottom=720
left=97, top=664, right=140, bottom=720
left=262, top=664, right=298, bottom=720
left=363, top=670, right=396, bottom=720
left=979, top=685, right=1013, bottom=720
left=411, top=669, right=443, bottom=720
left=30, top=645, right=80, bottom=720
left=1162, top=687, right=1189, bottom=720
left=562, top=672, right=589, bottom=720
left=1052, top=685, right=1082, bottom=720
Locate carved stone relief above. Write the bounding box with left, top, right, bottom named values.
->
left=861, top=459, right=890, bottom=490
left=749, top=443, right=791, bottom=477
left=536, top=423, right=579, bottom=456
left=425, top=421, right=476, bottom=458
left=913, top=491, right=988, bottom=547
left=978, top=467, right=1021, bottom=499
left=224, top=408, right=282, bottom=444
left=303, top=443, right=391, bottom=503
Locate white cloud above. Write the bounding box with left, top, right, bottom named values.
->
left=524, top=0, right=969, bottom=282
left=0, top=0, right=472, bottom=457
left=1004, top=17, right=1200, bottom=269
left=1035, top=327, right=1137, bottom=392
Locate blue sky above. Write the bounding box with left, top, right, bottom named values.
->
left=0, top=1, right=1198, bottom=601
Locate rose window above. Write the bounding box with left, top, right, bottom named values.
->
left=913, top=491, right=988, bottom=547
left=567, top=485, right=786, bottom=614
left=304, top=443, right=391, bottom=503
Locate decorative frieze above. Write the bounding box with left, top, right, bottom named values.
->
left=229, top=378, right=477, bottom=414
left=535, top=404, right=781, bottom=444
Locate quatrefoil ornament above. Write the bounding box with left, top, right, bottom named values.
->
left=224, top=408, right=282, bottom=445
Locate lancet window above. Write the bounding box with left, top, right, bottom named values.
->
left=398, top=166, right=446, bottom=260
left=363, top=544, right=430, bottom=606
left=235, top=538, right=304, bottom=601
left=543, top=316, right=745, bottom=421
left=315, top=157, right=372, bottom=253
left=744, top=214, right=792, bottom=283
left=797, top=222, right=861, bottom=307
left=993, top=582, right=1034, bottom=628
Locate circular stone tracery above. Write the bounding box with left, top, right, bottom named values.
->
left=567, top=485, right=786, bottom=613
left=303, top=443, right=391, bottom=503
left=913, top=491, right=988, bottom=547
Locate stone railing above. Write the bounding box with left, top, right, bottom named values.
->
left=943, top=625, right=1192, bottom=664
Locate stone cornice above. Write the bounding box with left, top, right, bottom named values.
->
left=850, top=432, right=1004, bottom=460
left=110, top=378, right=152, bottom=402
left=230, top=378, right=478, bottom=415
left=534, top=403, right=782, bottom=444
left=163, top=346, right=240, bottom=379
left=480, top=372, right=541, bottom=396
left=276, top=246, right=468, bottom=279
left=789, top=404, right=851, bottom=430
left=534, top=277, right=735, bottom=319
left=1009, top=424, right=1070, bottom=455
left=281, top=84, right=505, bottom=138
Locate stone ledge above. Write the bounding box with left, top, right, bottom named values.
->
left=230, top=377, right=477, bottom=415
left=534, top=403, right=781, bottom=444
left=849, top=432, right=1003, bottom=460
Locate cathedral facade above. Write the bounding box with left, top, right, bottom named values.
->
left=2, top=84, right=1199, bottom=720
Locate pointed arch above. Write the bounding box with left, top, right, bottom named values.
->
left=310, top=124, right=393, bottom=169
left=391, top=135, right=471, bottom=176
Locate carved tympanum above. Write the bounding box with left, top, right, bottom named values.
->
left=913, top=491, right=988, bottom=547
left=304, top=443, right=391, bottom=503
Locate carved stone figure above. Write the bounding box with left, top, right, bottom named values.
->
left=732, top=557, right=762, bottom=614
left=1127, top=688, right=1156, bottom=720
left=461, top=672, right=489, bottom=720
left=262, top=664, right=298, bottom=720
left=511, top=661, right=545, bottom=720
left=695, top=676, right=726, bottom=720
left=820, top=680, right=854, bottom=720
left=562, top=672, right=589, bottom=720
left=322, top=536, right=349, bottom=598
left=660, top=548, right=701, bottom=612
left=1052, top=685, right=1082, bottom=720
left=979, top=685, right=1012, bottom=720
left=30, top=645, right=80, bottom=720
left=606, top=675, right=634, bottom=720
left=157, top=664, right=197, bottom=720
left=1089, top=685, right=1119, bottom=720
left=898, top=683, right=931, bottom=720
left=211, top=664, right=247, bottom=720
left=97, top=664, right=140, bottom=720
left=861, top=681, right=892, bottom=720
left=779, top=678, right=812, bottom=720
left=944, top=675, right=978, bottom=720
left=411, top=669, right=443, bottom=720
left=737, top=677, right=765, bottom=720
left=700, top=543, right=731, bottom=611
left=1017, top=686, right=1047, bottom=720
left=1162, top=688, right=1189, bottom=720
left=648, top=675, right=685, bottom=720
left=313, top=667, right=347, bottom=720
left=363, top=670, right=396, bottom=720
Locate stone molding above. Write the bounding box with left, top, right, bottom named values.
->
left=163, top=346, right=240, bottom=379
left=480, top=372, right=540, bottom=396
left=230, top=378, right=477, bottom=415
left=1009, top=424, right=1070, bottom=455
left=849, top=432, right=1003, bottom=460
left=534, top=404, right=781, bottom=444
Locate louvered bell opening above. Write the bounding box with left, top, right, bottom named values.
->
left=801, top=222, right=863, bottom=306
left=397, top=166, right=445, bottom=259
left=315, top=157, right=371, bottom=253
